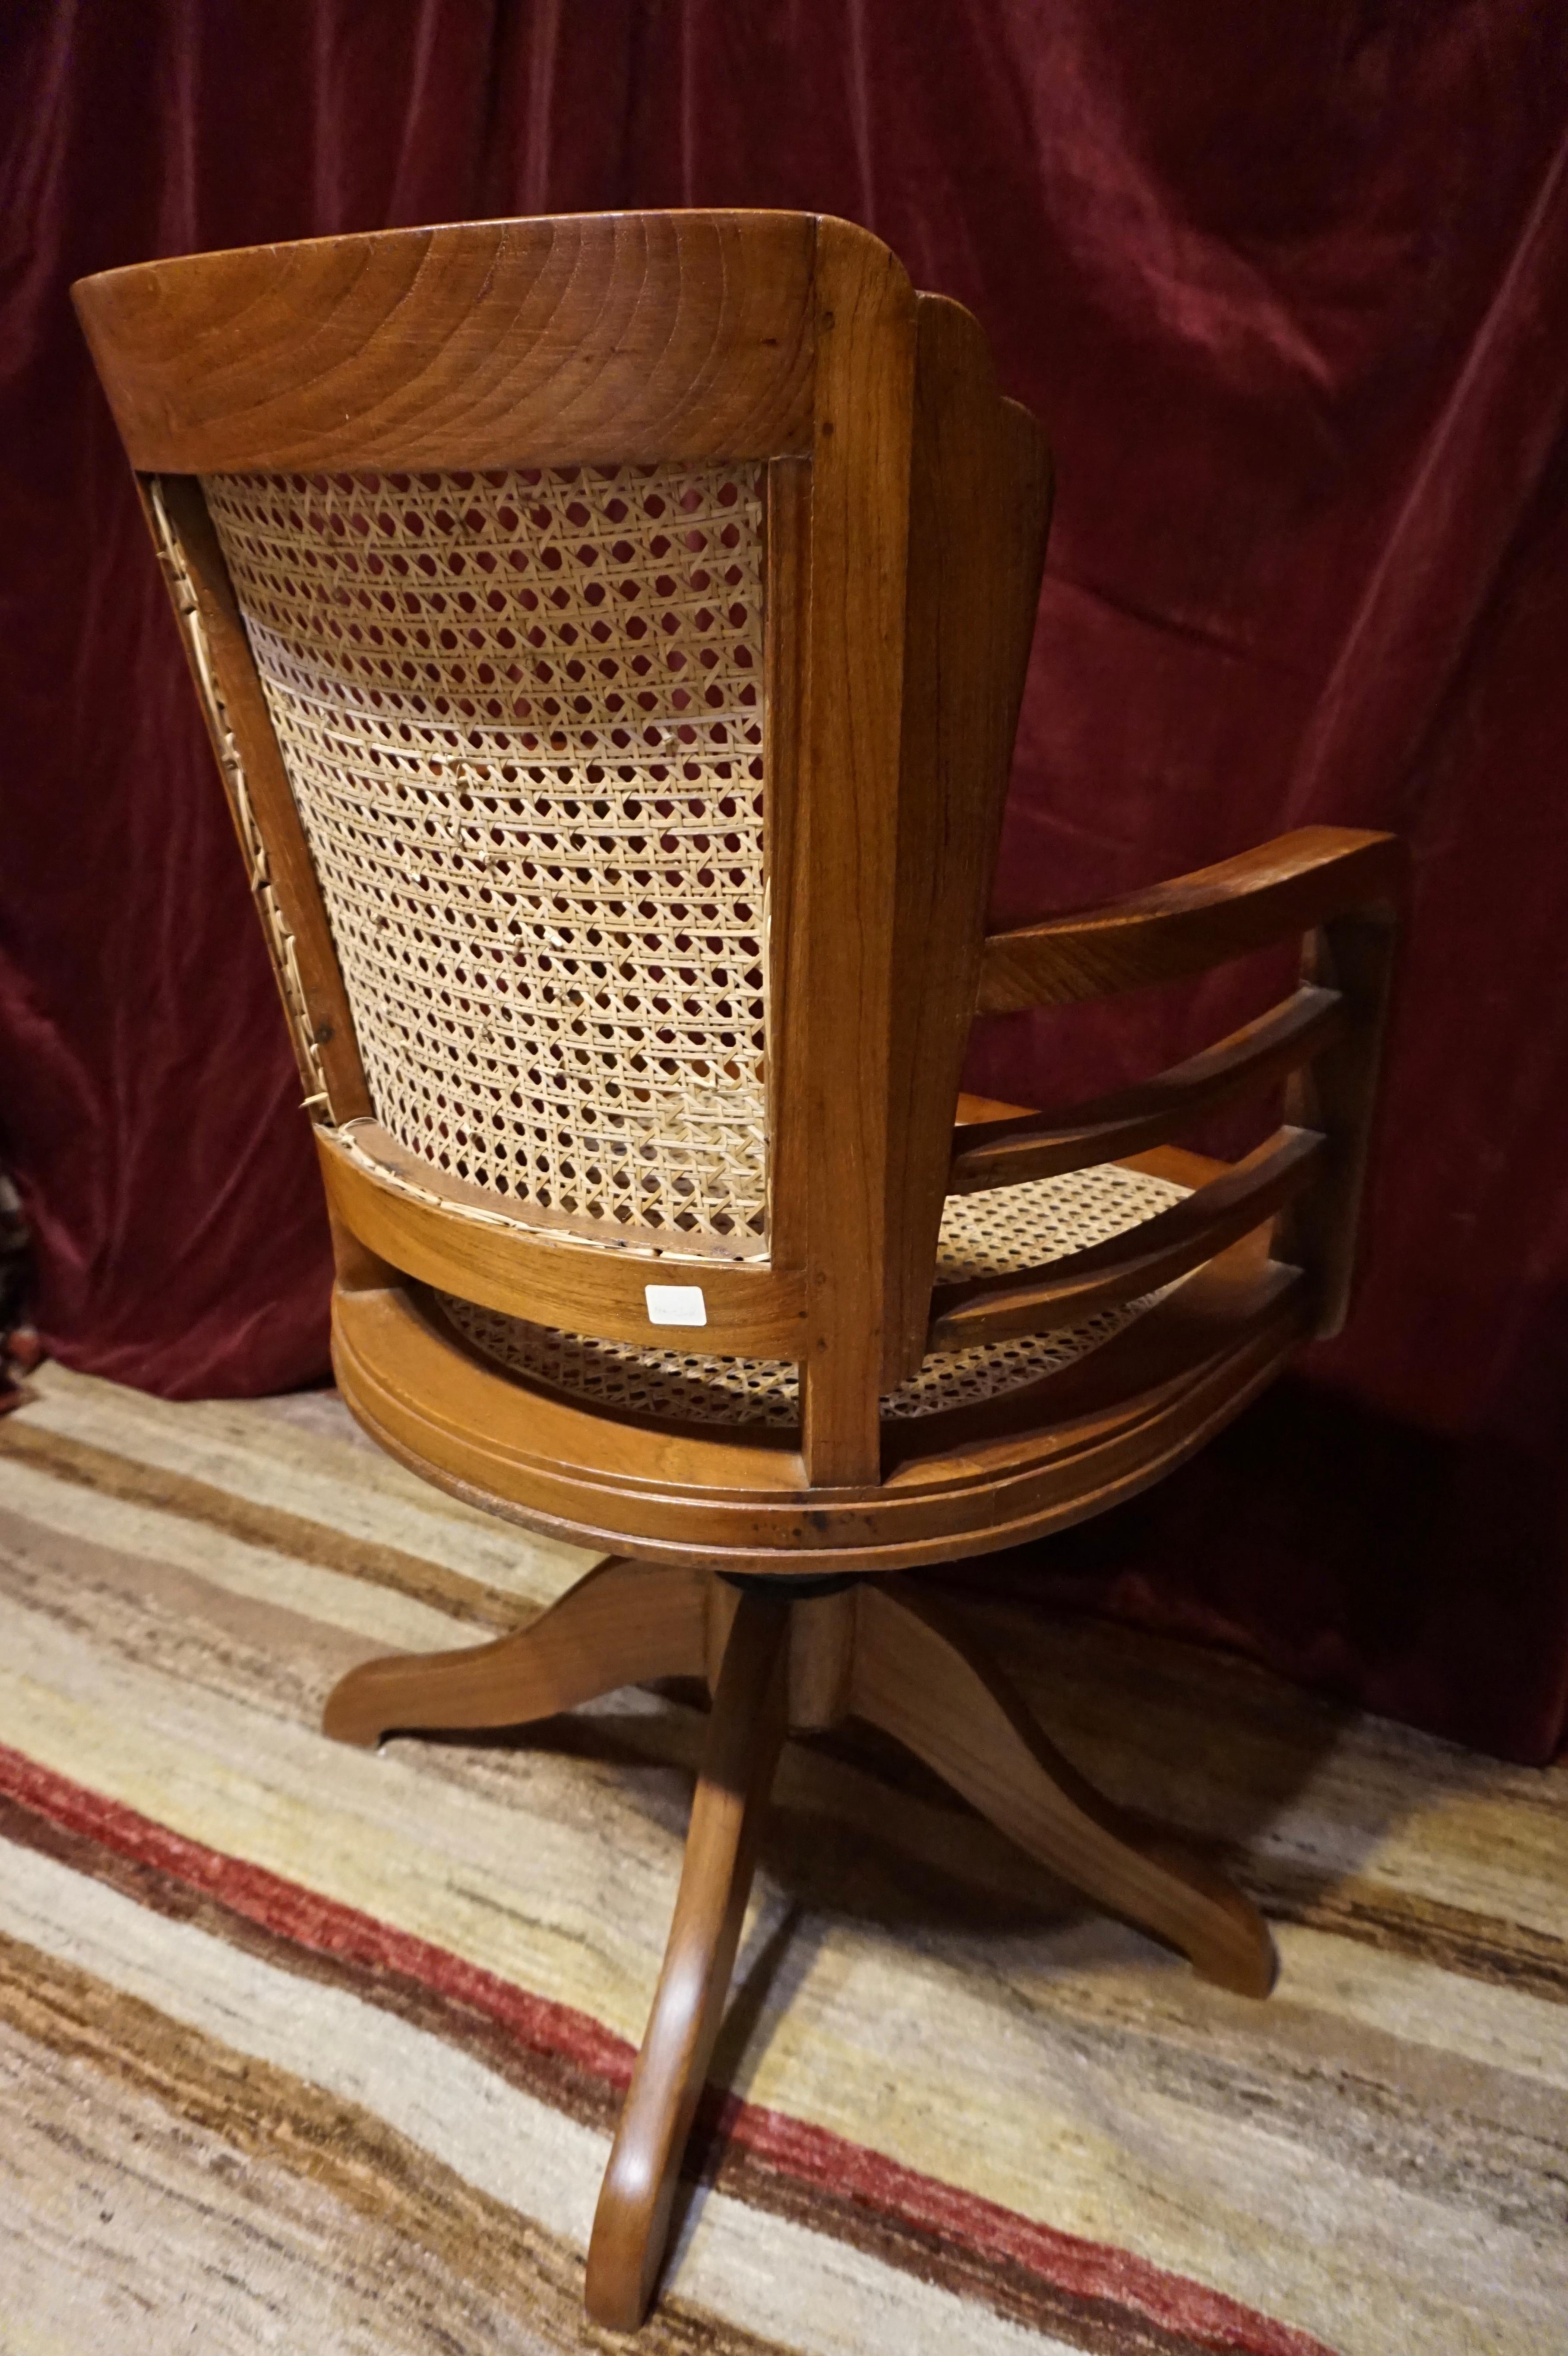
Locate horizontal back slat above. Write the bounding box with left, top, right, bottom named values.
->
left=948, top=984, right=1346, bottom=1192
left=928, top=1127, right=1324, bottom=1350
left=318, top=1124, right=809, bottom=1355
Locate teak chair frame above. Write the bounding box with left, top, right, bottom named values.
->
left=77, top=210, right=1403, bottom=2331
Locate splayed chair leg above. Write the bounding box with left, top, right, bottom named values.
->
left=851, top=1580, right=1277, bottom=1998
left=585, top=1586, right=790, bottom=2331
left=326, top=1555, right=1272, bottom=2331
left=321, top=1556, right=708, bottom=1747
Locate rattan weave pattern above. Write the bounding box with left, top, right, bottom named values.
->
left=438, top=1163, right=1190, bottom=1425
left=202, top=461, right=769, bottom=1249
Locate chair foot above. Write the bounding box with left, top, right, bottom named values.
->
left=585, top=1588, right=790, bottom=2331
left=326, top=1558, right=1274, bottom=2328
left=320, top=1557, right=707, bottom=1748
left=850, top=1580, right=1277, bottom=1998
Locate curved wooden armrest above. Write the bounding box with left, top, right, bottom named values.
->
left=976, top=826, right=1405, bottom=1013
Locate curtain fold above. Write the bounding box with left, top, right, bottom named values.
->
left=3, top=0, right=1565, bottom=1755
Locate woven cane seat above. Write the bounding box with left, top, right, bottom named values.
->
left=437, top=1162, right=1189, bottom=1426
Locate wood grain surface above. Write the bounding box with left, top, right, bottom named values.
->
left=976, top=827, right=1404, bottom=1011
left=585, top=1586, right=790, bottom=2328
left=321, top=1556, right=705, bottom=1748
left=949, top=985, right=1345, bottom=1193
left=74, top=212, right=817, bottom=472
left=927, top=1127, right=1325, bottom=1351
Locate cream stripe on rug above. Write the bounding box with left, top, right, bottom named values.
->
left=9, top=1362, right=598, bottom=1607
left=0, top=1842, right=1081, bottom=2356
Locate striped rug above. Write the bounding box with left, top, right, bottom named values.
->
left=0, top=1364, right=1564, bottom=2355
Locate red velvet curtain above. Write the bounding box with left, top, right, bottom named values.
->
left=4, top=2, right=1567, bottom=1758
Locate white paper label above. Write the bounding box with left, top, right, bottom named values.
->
left=644, top=1284, right=708, bottom=1328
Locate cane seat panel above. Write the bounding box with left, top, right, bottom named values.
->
left=437, top=1161, right=1189, bottom=1425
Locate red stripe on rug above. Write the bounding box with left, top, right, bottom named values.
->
left=0, top=1740, right=1333, bottom=2356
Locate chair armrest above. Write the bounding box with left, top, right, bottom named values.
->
left=976, top=826, right=1404, bottom=1013
left=949, top=984, right=1346, bottom=1193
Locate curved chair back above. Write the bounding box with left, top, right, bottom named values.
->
left=75, top=211, right=1053, bottom=1483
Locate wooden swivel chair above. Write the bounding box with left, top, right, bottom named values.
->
left=76, top=212, right=1402, bottom=2331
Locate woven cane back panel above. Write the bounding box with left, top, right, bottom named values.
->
left=439, top=1162, right=1190, bottom=1426
left=202, top=462, right=769, bottom=1251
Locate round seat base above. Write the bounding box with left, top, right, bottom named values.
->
left=331, top=1238, right=1308, bottom=1577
